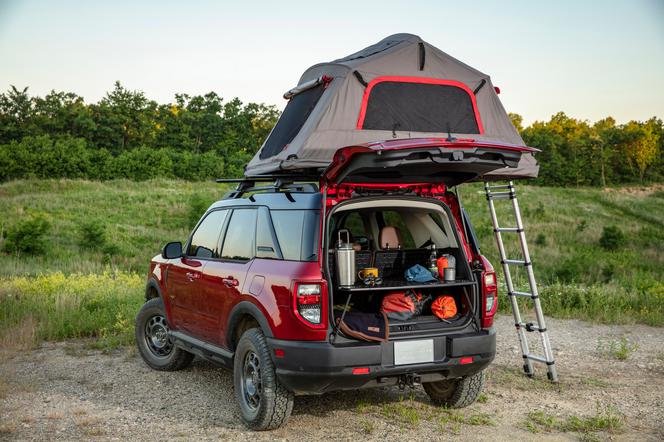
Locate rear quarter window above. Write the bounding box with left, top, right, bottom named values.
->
left=270, top=209, right=319, bottom=261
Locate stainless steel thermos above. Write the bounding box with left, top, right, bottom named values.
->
left=335, top=229, right=356, bottom=288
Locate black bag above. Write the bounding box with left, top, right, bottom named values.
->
left=334, top=311, right=389, bottom=342
left=380, top=289, right=432, bottom=321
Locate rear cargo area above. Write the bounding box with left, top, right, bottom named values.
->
left=326, top=197, right=478, bottom=339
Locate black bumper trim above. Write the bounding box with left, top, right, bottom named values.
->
left=267, top=328, right=496, bottom=395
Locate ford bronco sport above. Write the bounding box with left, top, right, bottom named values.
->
left=135, top=139, right=536, bottom=430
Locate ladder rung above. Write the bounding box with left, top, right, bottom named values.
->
left=510, top=291, right=535, bottom=299
left=486, top=184, right=513, bottom=190
left=495, top=227, right=522, bottom=233
left=525, top=354, right=552, bottom=364
left=503, top=259, right=530, bottom=266
left=517, top=322, right=546, bottom=332
left=487, top=191, right=515, bottom=200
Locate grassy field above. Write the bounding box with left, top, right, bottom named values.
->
left=0, top=179, right=662, bottom=349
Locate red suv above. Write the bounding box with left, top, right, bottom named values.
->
left=135, top=139, right=534, bottom=430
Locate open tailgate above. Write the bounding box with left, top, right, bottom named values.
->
left=322, top=138, right=539, bottom=186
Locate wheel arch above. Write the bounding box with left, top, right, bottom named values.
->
left=145, top=278, right=162, bottom=302
left=226, top=301, right=274, bottom=351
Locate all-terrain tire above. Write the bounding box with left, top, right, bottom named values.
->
left=423, top=370, right=485, bottom=408
left=233, top=328, right=294, bottom=430
left=135, top=297, right=194, bottom=371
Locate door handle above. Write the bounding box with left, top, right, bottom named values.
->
left=222, top=275, right=239, bottom=287
left=186, top=272, right=200, bottom=282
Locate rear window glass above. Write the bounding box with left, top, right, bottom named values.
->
left=259, top=84, right=326, bottom=159
left=360, top=80, right=480, bottom=134
left=271, top=209, right=319, bottom=261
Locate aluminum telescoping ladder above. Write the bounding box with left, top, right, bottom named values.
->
left=484, top=181, right=558, bottom=382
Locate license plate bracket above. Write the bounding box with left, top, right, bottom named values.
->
left=394, top=339, right=434, bottom=365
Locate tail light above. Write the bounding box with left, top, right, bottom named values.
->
left=481, top=270, right=498, bottom=328
left=292, top=281, right=327, bottom=329
left=478, top=255, right=498, bottom=328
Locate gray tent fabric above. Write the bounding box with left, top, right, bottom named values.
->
left=245, top=34, right=538, bottom=179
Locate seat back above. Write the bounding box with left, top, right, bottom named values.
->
left=379, top=226, right=401, bottom=249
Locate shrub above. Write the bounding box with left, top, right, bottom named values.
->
left=599, top=226, right=625, bottom=251
left=576, top=220, right=588, bottom=232
left=78, top=220, right=106, bottom=249
left=2, top=214, right=51, bottom=255
left=535, top=233, right=547, bottom=246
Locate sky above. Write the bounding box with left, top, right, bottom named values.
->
left=0, top=0, right=662, bottom=125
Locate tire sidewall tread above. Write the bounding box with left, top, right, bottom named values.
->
left=423, top=370, right=485, bottom=408
left=234, top=328, right=294, bottom=430
left=135, top=297, right=194, bottom=372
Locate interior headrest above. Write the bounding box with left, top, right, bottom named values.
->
left=379, top=226, right=401, bottom=249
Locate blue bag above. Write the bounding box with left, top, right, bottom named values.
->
left=404, top=264, right=436, bottom=283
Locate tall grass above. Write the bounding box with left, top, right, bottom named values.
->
left=0, top=179, right=662, bottom=345
left=0, top=179, right=221, bottom=275
left=0, top=272, right=143, bottom=349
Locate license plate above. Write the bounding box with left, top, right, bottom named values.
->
left=394, top=339, right=434, bottom=365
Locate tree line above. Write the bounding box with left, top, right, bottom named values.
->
left=0, top=82, right=279, bottom=181
left=512, top=113, right=663, bottom=186
left=0, top=83, right=661, bottom=185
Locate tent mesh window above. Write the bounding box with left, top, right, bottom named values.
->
left=259, top=83, right=326, bottom=159
left=359, top=80, right=481, bottom=134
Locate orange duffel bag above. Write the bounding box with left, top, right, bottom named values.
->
left=431, top=295, right=457, bottom=320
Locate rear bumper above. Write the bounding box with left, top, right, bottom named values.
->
left=267, top=328, right=495, bottom=395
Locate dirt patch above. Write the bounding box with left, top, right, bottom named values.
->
left=602, top=183, right=664, bottom=197
left=0, top=315, right=662, bottom=441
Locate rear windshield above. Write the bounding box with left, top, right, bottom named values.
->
left=270, top=209, right=320, bottom=261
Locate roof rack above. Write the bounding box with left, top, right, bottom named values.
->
left=217, top=174, right=320, bottom=199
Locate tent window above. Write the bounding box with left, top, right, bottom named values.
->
left=259, top=83, right=326, bottom=159
left=357, top=77, right=483, bottom=134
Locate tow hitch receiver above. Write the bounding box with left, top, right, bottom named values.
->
left=397, top=373, right=422, bottom=390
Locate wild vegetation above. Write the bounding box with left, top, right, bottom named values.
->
left=0, top=83, right=278, bottom=181
left=0, top=179, right=662, bottom=351
left=0, top=84, right=661, bottom=184
left=0, top=83, right=662, bottom=348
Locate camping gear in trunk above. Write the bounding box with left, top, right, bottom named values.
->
left=334, top=311, right=388, bottom=342
left=245, top=33, right=538, bottom=180
left=380, top=290, right=432, bottom=321
left=432, top=295, right=458, bottom=320
left=404, top=264, right=436, bottom=283
left=335, top=229, right=355, bottom=288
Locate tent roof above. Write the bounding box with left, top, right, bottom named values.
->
left=245, top=34, right=538, bottom=180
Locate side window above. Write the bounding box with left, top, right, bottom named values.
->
left=221, top=209, right=257, bottom=261
left=187, top=210, right=228, bottom=258
left=271, top=210, right=319, bottom=261
left=256, top=207, right=279, bottom=259
left=379, top=211, right=416, bottom=249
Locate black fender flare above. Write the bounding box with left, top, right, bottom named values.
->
left=145, top=278, right=163, bottom=301
left=226, top=301, right=274, bottom=349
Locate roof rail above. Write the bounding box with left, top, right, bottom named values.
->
left=218, top=174, right=320, bottom=200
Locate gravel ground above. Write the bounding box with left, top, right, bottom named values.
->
left=1, top=315, right=663, bottom=441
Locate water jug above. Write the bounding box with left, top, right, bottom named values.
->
left=335, top=229, right=355, bottom=288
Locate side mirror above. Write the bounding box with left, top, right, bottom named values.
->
left=162, top=241, right=183, bottom=259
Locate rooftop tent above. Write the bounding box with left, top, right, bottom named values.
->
left=245, top=33, right=538, bottom=179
